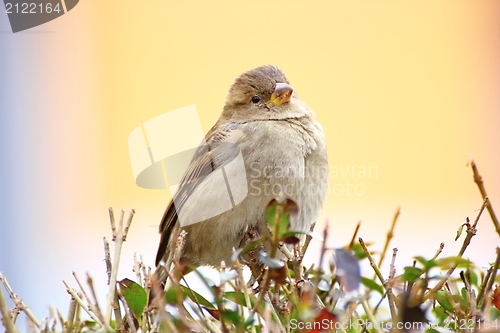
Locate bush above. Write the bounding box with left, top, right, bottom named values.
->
left=1, top=160, right=499, bottom=333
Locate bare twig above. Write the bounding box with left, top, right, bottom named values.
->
left=477, top=267, right=494, bottom=309
left=233, top=252, right=258, bottom=333
left=62, top=281, right=104, bottom=328
left=103, top=237, right=112, bottom=284
left=481, top=247, right=500, bottom=311
left=389, top=248, right=398, bottom=279
left=378, top=207, right=401, bottom=268
left=66, top=296, right=77, bottom=333
left=0, top=274, right=40, bottom=328
left=123, top=209, right=135, bottom=240
left=432, top=243, right=445, bottom=261
left=105, top=208, right=135, bottom=324
left=277, top=241, right=294, bottom=260
left=263, top=293, right=285, bottom=333
left=424, top=197, right=488, bottom=301
left=361, top=299, right=385, bottom=333
left=348, top=221, right=361, bottom=250
left=311, top=220, right=329, bottom=303
left=72, top=272, right=108, bottom=330
left=0, top=280, right=16, bottom=333
left=109, top=207, right=117, bottom=240
left=113, top=291, right=124, bottom=333
left=470, top=159, right=500, bottom=237
left=56, top=309, right=65, bottom=333
left=133, top=253, right=142, bottom=285
left=300, top=222, right=316, bottom=259
left=117, top=290, right=137, bottom=333
left=86, top=274, right=103, bottom=325
left=359, top=238, right=398, bottom=323
left=359, top=238, right=384, bottom=284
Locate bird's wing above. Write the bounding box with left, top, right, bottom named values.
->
left=155, top=122, right=236, bottom=265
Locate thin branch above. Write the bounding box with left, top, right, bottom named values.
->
left=133, top=253, right=142, bottom=285
left=72, top=272, right=109, bottom=330
left=432, top=243, right=445, bottom=260
left=300, top=222, right=316, bottom=259
left=86, top=274, right=104, bottom=326
left=66, top=296, right=77, bottom=333
left=123, top=209, right=135, bottom=240
left=470, top=159, right=500, bottom=237
left=359, top=238, right=398, bottom=322
left=477, top=267, right=494, bottom=309
left=113, top=291, right=124, bottom=333
left=361, top=299, right=385, bottom=333
left=389, top=248, right=398, bottom=279
left=109, top=207, right=117, bottom=240
left=277, top=241, right=294, bottom=260
left=233, top=252, right=257, bottom=333
left=263, top=293, right=286, bottom=333
left=348, top=221, right=361, bottom=250
left=105, top=209, right=134, bottom=324
left=0, top=274, right=40, bottom=328
left=0, top=280, right=16, bottom=333
left=378, top=207, right=401, bottom=268
left=424, top=197, right=488, bottom=301
left=311, top=220, right=329, bottom=303
left=117, top=290, right=137, bottom=333
left=62, top=281, right=104, bottom=328
left=359, top=238, right=385, bottom=284
left=103, top=237, right=112, bottom=285
left=481, top=247, right=500, bottom=312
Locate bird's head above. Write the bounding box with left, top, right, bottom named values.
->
left=221, top=65, right=312, bottom=122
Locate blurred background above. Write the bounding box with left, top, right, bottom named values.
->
left=1, top=0, right=499, bottom=322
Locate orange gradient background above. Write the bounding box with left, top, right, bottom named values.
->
left=1, top=0, right=499, bottom=318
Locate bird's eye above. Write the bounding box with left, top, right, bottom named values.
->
left=251, top=96, right=261, bottom=104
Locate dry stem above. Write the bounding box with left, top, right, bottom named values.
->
left=378, top=207, right=401, bottom=268
left=105, top=208, right=135, bottom=324
left=0, top=280, right=16, bottom=333
left=470, top=159, right=500, bottom=237
left=0, top=274, right=40, bottom=328
left=424, top=197, right=488, bottom=301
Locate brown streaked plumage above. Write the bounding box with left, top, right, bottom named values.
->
left=155, top=65, right=328, bottom=277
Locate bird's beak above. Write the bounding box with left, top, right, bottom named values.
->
left=266, top=83, right=294, bottom=107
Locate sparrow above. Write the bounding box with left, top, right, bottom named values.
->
left=154, top=65, right=328, bottom=275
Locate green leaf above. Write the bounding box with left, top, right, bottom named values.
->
left=238, top=237, right=266, bottom=256
left=224, top=291, right=257, bottom=308
left=414, top=256, right=437, bottom=270
left=432, top=305, right=447, bottom=323
left=165, top=286, right=185, bottom=305
left=435, top=256, right=471, bottom=268
left=436, top=291, right=454, bottom=312
left=281, top=230, right=308, bottom=244
left=180, top=285, right=216, bottom=310
left=265, top=199, right=279, bottom=227
left=360, top=277, right=384, bottom=295
left=221, top=310, right=243, bottom=325
left=464, top=269, right=478, bottom=286
left=460, top=287, right=467, bottom=302
left=401, top=266, right=423, bottom=282
left=489, top=306, right=500, bottom=320
left=118, top=278, right=147, bottom=321
left=455, top=224, right=464, bottom=241
left=265, top=199, right=298, bottom=239
left=350, top=243, right=368, bottom=260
